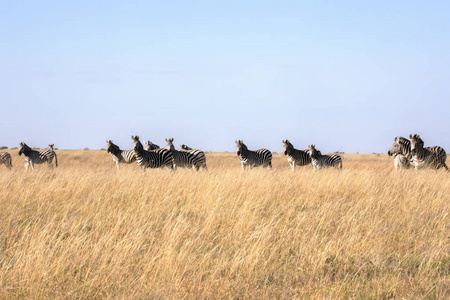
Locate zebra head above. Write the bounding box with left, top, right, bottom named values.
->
left=18, top=142, right=29, bottom=156
left=180, top=144, right=193, bottom=151
left=106, top=140, right=120, bottom=154
left=410, top=134, right=424, bottom=155
left=282, top=140, right=294, bottom=155
left=48, top=144, right=55, bottom=150
left=235, top=140, right=247, bottom=156
left=165, top=138, right=175, bottom=151
left=307, top=145, right=320, bottom=159
left=145, top=141, right=160, bottom=151
left=388, top=137, right=403, bottom=156
left=131, top=136, right=143, bottom=152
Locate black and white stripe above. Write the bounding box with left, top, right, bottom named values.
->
left=106, top=140, right=136, bottom=169
left=132, top=136, right=174, bottom=170
left=0, top=152, right=12, bottom=170
left=18, top=142, right=58, bottom=170
left=145, top=141, right=160, bottom=151
left=410, top=134, right=448, bottom=170
left=165, top=138, right=207, bottom=170
left=308, top=144, right=342, bottom=170
left=235, top=140, right=272, bottom=170
left=282, top=140, right=319, bottom=172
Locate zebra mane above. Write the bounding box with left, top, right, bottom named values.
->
left=396, top=137, right=411, bottom=146
left=19, top=142, right=32, bottom=151
left=180, top=144, right=193, bottom=150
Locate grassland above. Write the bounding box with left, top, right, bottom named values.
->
left=0, top=150, right=449, bottom=299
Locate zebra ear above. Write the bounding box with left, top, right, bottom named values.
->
left=235, top=140, right=238, bottom=144
left=170, top=138, right=174, bottom=142
left=409, top=134, right=413, bottom=139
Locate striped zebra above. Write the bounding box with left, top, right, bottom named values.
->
left=410, top=134, right=448, bottom=170
left=106, top=140, right=136, bottom=169
left=0, top=152, right=12, bottom=170
left=132, top=136, right=174, bottom=170
left=387, top=136, right=447, bottom=170
left=308, top=144, right=342, bottom=170
left=179, top=143, right=208, bottom=170
left=18, top=142, right=58, bottom=170
left=235, top=140, right=272, bottom=170
left=166, top=138, right=207, bottom=170
left=282, top=140, right=319, bottom=172
left=145, top=141, right=160, bottom=151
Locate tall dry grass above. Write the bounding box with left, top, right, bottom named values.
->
left=0, top=150, right=449, bottom=299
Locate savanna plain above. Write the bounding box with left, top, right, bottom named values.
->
left=0, top=150, right=449, bottom=299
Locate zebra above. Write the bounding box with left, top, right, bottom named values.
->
left=131, top=136, right=174, bottom=170
left=18, top=142, right=58, bottom=170
left=145, top=141, right=160, bottom=151
left=410, top=134, right=448, bottom=170
left=307, top=144, right=342, bottom=170
left=0, top=152, right=12, bottom=170
left=387, top=136, right=447, bottom=170
left=235, top=140, right=272, bottom=170
left=179, top=143, right=208, bottom=170
left=282, top=140, right=319, bottom=172
left=166, top=138, right=207, bottom=170
left=106, top=140, right=136, bottom=169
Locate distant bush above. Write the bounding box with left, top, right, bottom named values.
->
left=0, top=146, right=7, bottom=150
left=84, top=148, right=89, bottom=151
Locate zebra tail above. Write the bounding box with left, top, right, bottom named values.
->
left=54, top=153, right=58, bottom=167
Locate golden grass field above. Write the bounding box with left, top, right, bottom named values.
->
left=0, top=150, right=449, bottom=299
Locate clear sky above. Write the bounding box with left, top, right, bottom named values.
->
left=1, top=0, right=449, bottom=153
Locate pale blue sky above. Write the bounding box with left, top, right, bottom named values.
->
left=1, top=1, right=449, bottom=153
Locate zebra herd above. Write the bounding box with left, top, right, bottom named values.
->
left=108, top=136, right=207, bottom=171
left=0, top=134, right=447, bottom=172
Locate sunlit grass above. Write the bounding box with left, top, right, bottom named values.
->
left=0, top=150, right=448, bottom=298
